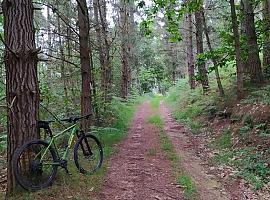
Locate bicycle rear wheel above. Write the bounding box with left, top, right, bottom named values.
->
left=74, top=134, right=103, bottom=174
left=12, top=140, right=58, bottom=191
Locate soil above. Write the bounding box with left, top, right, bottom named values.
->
left=96, top=103, right=183, bottom=200
left=97, top=102, right=232, bottom=200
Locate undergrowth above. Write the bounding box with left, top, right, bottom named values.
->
left=166, top=65, right=270, bottom=191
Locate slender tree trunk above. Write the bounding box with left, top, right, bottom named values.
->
left=93, top=0, right=111, bottom=102
left=99, top=0, right=112, bottom=101
left=2, top=0, right=40, bottom=193
left=77, top=0, right=93, bottom=130
left=263, top=0, right=270, bottom=76
left=120, top=0, right=131, bottom=99
left=202, top=11, right=225, bottom=96
left=47, top=3, right=52, bottom=82
left=242, top=0, right=263, bottom=84
left=230, top=0, right=244, bottom=97
left=195, top=4, right=209, bottom=92
left=57, top=12, right=69, bottom=115
left=185, top=13, right=195, bottom=89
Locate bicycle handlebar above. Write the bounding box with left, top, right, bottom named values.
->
left=60, top=114, right=92, bottom=123
left=40, top=114, right=92, bottom=124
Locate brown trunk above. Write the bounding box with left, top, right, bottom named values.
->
left=202, top=11, right=225, bottom=96
left=77, top=0, right=93, bottom=130
left=120, top=0, right=131, bottom=99
left=230, top=0, right=244, bottom=97
left=57, top=7, right=69, bottom=115
left=2, top=0, right=40, bottom=193
left=185, top=13, right=196, bottom=89
left=93, top=0, right=111, bottom=102
left=242, top=0, right=263, bottom=84
left=195, top=4, right=209, bottom=92
left=47, top=3, right=52, bottom=82
left=263, top=0, right=270, bottom=75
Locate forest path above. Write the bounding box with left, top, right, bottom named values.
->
left=97, top=102, right=183, bottom=200
left=97, top=102, right=230, bottom=200
left=159, top=102, right=230, bottom=200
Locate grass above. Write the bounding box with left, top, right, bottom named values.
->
left=165, top=65, right=237, bottom=134
left=210, top=146, right=270, bottom=190
left=166, top=65, right=270, bottom=191
left=6, top=97, right=142, bottom=199
left=213, top=129, right=232, bottom=150
left=147, top=115, right=164, bottom=129
left=177, top=175, right=198, bottom=200
left=149, top=94, right=163, bottom=111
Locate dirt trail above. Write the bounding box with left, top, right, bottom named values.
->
left=97, top=103, right=183, bottom=200
left=159, top=102, right=230, bottom=200
left=98, top=102, right=230, bottom=200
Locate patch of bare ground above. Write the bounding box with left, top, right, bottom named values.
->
left=160, top=103, right=230, bottom=200
left=96, top=102, right=183, bottom=200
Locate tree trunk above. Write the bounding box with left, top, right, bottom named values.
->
left=93, top=0, right=111, bottom=102
left=263, top=0, right=270, bottom=76
left=120, top=0, right=131, bottom=99
left=185, top=13, right=196, bottom=89
left=56, top=5, right=69, bottom=115
left=242, top=0, right=263, bottom=84
left=2, top=0, right=40, bottom=193
left=229, top=0, right=244, bottom=97
left=195, top=4, right=209, bottom=92
left=77, top=0, right=93, bottom=130
left=202, top=10, right=225, bottom=96
left=47, top=2, right=52, bottom=82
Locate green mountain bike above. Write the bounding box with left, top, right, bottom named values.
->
left=12, top=114, right=103, bottom=191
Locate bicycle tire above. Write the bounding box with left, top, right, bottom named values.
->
left=12, top=140, right=58, bottom=191
left=74, top=134, right=103, bottom=174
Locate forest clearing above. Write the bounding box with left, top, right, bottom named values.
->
left=0, top=0, right=270, bottom=199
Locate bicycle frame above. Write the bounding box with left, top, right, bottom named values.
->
left=39, top=123, right=80, bottom=164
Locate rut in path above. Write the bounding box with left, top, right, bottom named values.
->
left=159, top=102, right=230, bottom=200
left=98, top=103, right=183, bottom=200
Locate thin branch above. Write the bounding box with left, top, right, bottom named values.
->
left=43, top=53, right=79, bottom=68
left=33, top=2, right=79, bottom=37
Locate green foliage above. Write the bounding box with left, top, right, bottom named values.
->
left=0, top=133, right=7, bottom=152
left=214, top=129, right=232, bottom=150
left=177, top=175, right=198, bottom=200
left=149, top=95, right=163, bottom=110
left=241, top=84, right=270, bottom=105
left=211, top=147, right=270, bottom=190
left=239, top=125, right=252, bottom=138
left=147, top=115, right=164, bottom=129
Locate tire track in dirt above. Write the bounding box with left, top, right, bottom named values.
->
left=97, top=102, right=183, bottom=200
left=159, top=102, right=230, bottom=200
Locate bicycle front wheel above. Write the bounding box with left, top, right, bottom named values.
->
left=12, top=140, right=58, bottom=191
left=74, top=134, right=103, bottom=174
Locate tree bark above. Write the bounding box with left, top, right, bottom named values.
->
left=57, top=10, right=69, bottom=115
left=2, top=0, right=40, bottom=193
left=263, top=0, right=270, bottom=75
left=77, top=0, right=93, bottom=130
left=202, top=10, right=225, bottom=96
left=93, top=0, right=111, bottom=102
left=195, top=4, right=209, bottom=92
left=120, top=0, right=132, bottom=99
left=242, top=0, right=263, bottom=84
left=229, top=0, right=244, bottom=97
left=185, top=13, right=196, bottom=89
